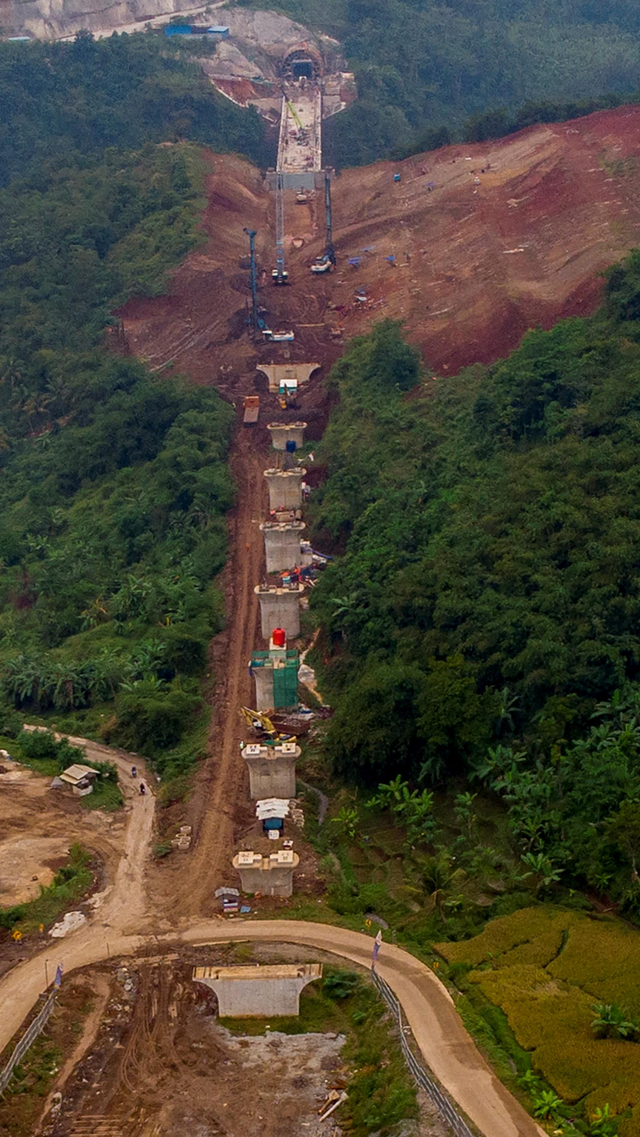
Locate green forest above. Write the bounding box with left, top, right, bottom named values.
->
left=0, top=32, right=267, bottom=186
left=0, top=35, right=265, bottom=785
left=242, top=0, right=640, bottom=164
left=309, top=256, right=640, bottom=917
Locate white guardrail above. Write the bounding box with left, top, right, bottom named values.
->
left=0, top=990, right=57, bottom=1094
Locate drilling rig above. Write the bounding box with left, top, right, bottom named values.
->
left=271, top=173, right=289, bottom=285
left=243, top=227, right=270, bottom=335
left=311, top=170, right=336, bottom=274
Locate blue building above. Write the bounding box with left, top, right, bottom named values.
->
left=164, top=24, right=229, bottom=38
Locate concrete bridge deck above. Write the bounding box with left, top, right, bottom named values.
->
left=276, top=86, right=322, bottom=189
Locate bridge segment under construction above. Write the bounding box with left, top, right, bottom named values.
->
left=276, top=86, right=323, bottom=191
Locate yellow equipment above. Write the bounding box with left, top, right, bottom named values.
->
left=240, top=706, right=296, bottom=744
left=287, top=100, right=304, bottom=131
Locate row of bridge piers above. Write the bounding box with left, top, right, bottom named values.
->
left=231, top=419, right=312, bottom=903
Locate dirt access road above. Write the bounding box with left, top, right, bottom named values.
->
left=0, top=921, right=544, bottom=1137
left=1, top=131, right=582, bottom=1136
left=150, top=429, right=267, bottom=918
left=20, top=730, right=156, bottom=936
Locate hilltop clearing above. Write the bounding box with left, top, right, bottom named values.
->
left=120, top=106, right=640, bottom=377
left=326, top=105, right=640, bottom=371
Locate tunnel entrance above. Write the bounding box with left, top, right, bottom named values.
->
left=282, top=43, right=322, bottom=81
left=292, top=60, right=314, bottom=79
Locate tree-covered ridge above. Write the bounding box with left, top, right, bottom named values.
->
left=0, top=32, right=267, bottom=187
left=0, top=131, right=235, bottom=779
left=241, top=0, right=640, bottom=164
left=309, top=258, right=640, bottom=911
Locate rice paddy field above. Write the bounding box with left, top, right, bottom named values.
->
left=436, top=907, right=640, bottom=1135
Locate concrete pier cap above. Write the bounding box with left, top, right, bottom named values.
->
left=193, top=963, right=322, bottom=1017
left=257, top=364, right=320, bottom=393
left=264, top=467, right=307, bottom=511
left=242, top=740, right=301, bottom=800
left=233, top=848, right=300, bottom=897
left=260, top=520, right=305, bottom=574
left=255, top=582, right=305, bottom=639
left=267, top=422, right=307, bottom=451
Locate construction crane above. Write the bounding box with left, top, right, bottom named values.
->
left=240, top=706, right=296, bottom=744
left=271, top=172, right=289, bottom=285
left=243, top=227, right=270, bottom=335
left=286, top=99, right=304, bottom=131
left=311, top=170, right=337, bottom=274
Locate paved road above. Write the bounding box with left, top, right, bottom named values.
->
left=0, top=918, right=544, bottom=1137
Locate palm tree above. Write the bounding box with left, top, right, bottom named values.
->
left=589, top=1104, right=617, bottom=1136
left=369, top=775, right=411, bottom=811
left=496, top=686, right=520, bottom=736
left=3, top=655, right=40, bottom=708
left=80, top=596, right=109, bottom=630
left=592, top=1003, right=638, bottom=1040
left=419, top=852, right=466, bottom=920
left=520, top=851, right=562, bottom=895
left=532, top=1089, right=562, bottom=1120
left=329, top=593, right=359, bottom=639
left=92, top=649, right=128, bottom=700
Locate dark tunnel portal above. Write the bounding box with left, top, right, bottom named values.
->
left=293, top=60, right=314, bottom=79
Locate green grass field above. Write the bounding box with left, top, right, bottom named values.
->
left=436, top=906, right=640, bottom=1134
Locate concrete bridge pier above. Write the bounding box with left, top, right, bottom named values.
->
left=260, top=520, right=305, bottom=574
left=232, top=848, right=300, bottom=897
left=193, top=963, right=322, bottom=1017
left=242, top=741, right=300, bottom=799
left=256, top=364, right=319, bottom=394
left=267, top=421, right=307, bottom=451
left=255, top=582, right=305, bottom=639
left=265, top=467, right=306, bottom=511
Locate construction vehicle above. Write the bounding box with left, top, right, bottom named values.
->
left=243, top=395, right=259, bottom=425
left=271, top=172, right=289, bottom=285
left=243, top=228, right=270, bottom=335
left=277, top=378, right=299, bottom=410
left=311, top=170, right=336, bottom=274
left=240, top=706, right=296, bottom=744
left=262, top=328, right=295, bottom=342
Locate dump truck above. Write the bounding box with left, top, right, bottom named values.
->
left=243, top=395, right=259, bottom=425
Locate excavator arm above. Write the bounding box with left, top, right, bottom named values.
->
left=240, top=706, right=297, bottom=744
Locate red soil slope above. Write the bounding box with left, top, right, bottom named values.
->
left=118, top=107, right=640, bottom=379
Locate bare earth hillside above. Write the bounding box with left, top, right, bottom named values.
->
left=330, top=106, right=640, bottom=372
left=119, top=107, right=640, bottom=380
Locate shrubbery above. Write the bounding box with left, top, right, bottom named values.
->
left=310, top=266, right=640, bottom=908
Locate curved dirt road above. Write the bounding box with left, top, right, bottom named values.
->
left=0, top=919, right=543, bottom=1137
left=22, top=729, right=156, bottom=932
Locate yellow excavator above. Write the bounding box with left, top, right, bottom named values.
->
left=240, top=706, right=297, bottom=744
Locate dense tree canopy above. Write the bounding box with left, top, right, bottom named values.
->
left=0, top=33, right=268, bottom=186
left=0, top=38, right=261, bottom=777
left=310, top=261, right=640, bottom=908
